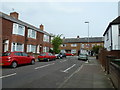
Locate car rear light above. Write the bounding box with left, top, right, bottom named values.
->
left=8, top=57, right=12, bottom=59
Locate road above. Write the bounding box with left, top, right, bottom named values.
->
left=2, top=56, right=85, bottom=88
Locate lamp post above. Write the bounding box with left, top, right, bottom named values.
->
left=85, top=21, right=89, bottom=63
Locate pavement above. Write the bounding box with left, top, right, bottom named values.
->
left=59, top=57, right=114, bottom=88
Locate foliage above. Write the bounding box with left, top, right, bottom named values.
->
left=51, top=34, right=63, bottom=54
left=92, top=45, right=103, bottom=54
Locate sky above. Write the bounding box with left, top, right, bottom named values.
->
left=1, top=0, right=120, bottom=38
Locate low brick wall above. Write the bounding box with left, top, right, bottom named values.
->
left=98, top=49, right=120, bottom=90
left=27, top=52, right=39, bottom=59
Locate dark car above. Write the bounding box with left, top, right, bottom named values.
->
left=55, top=54, right=62, bottom=59
left=60, top=53, right=66, bottom=58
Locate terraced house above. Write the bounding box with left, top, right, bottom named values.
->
left=0, top=11, right=52, bottom=56
left=60, top=36, right=104, bottom=56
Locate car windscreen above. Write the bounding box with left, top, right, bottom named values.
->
left=2, top=52, right=11, bottom=56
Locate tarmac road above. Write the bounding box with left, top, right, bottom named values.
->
left=2, top=56, right=85, bottom=88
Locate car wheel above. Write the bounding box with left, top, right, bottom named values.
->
left=11, top=62, right=17, bottom=68
left=31, top=59, right=35, bottom=65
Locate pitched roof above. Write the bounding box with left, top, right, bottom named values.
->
left=63, top=37, right=104, bottom=43
left=103, top=16, right=120, bottom=36
left=0, top=12, right=51, bottom=36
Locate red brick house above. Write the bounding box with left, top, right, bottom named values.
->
left=0, top=11, right=52, bottom=56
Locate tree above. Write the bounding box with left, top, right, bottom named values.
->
left=92, top=45, right=103, bottom=54
left=52, top=34, right=63, bottom=54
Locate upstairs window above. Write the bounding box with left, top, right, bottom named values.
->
left=43, top=35, right=49, bottom=42
left=13, top=23, right=25, bottom=36
left=61, top=44, right=66, bottom=47
left=71, top=44, right=77, bottom=47
left=28, top=29, right=36, bottom=39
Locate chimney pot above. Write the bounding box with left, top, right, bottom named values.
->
left=10, top=12, right=19, bottom=19
left=77, top=36, right=80, bottom=38
left=40, top=24, right=44, bottom=30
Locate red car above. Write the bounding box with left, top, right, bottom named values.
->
left=38, top=52, right=56, bottom=62
left=65, top=53, right=74, bottom=56
left=0, top=51, right=35, bottom=68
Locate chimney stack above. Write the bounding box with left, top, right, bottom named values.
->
left=10, top=12, right=19, bottom=19
left=40, top=24, right=44, bottom=30
left=77, top=35, right=80, bottom=38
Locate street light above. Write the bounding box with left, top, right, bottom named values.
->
left=85, top=21, right=89, bottom=63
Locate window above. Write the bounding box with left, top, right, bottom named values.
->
left=61, top=44, right=66, bottom=47
left=11, top=43, right=24, bottom=52
left=2, top=53, right=11, bottom=56
left=71, top=49, right=76, bottom=54
left=107, top=32, right=109, bottom=40
left=14, top=52, right=22, bottom=56
left=27, top=45, right=36, bottom=53
left=13, top=23, right=25, bottom=36
left=92, top=44, right=95, bottom=47
left=22, top=53, right=28, bottom=56
left=97, top=44, right=100, bottom=46
left=43, top=35, right=49, bottom=42
left=28, top=29, right=36, bottom=39
left=71, top=44, right=77, bottom=47
left=81, top=44, right=84, bottom=48
left=43, top=47, right=49, bottom=52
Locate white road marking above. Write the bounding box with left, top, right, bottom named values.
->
left=35, top=63, right=55, bottom=70
left=0, top=73, right=16, bottom=79
left=61, top=64, right=76, bottom=73
left=60, top=60, right=67, bottom=63
left=58, top=64, right=84, bottom=88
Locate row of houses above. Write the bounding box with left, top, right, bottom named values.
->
left=0, top=11, right=105, bottom=56
left=0, top=12, right=53, bottom=56
left=59, top=36, right=104, bottom=55
left=1, top=11, right=119, bottom=56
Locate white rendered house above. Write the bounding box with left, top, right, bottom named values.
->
left=103, top=16, right=120, bottom=51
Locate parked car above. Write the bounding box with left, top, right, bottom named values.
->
left=55, top=54, right=62, bottom=59
left=38, top=52, right=56, bottom=62
left=78, top=54, right=88, bottom=61
left=0, top=51, right=35, bottom=68
left=65, top=53, right=74, bottom=56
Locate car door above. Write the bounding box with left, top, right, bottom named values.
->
left=22, top=52, right=30, bottom=64
left=14, top=52, right=23, bottom=64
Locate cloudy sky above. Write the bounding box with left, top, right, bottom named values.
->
left=1, top=0, right=120, bottom=38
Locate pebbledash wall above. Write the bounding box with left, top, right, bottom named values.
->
left=0, top=11, right=52, bottom=57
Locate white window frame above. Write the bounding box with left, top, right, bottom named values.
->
left=37, top=45, right=40, bottom=53
left=81, top=44, right=84, bottom=48
left=71, top=49, right=76, bottom=54
left=43, top=47, right=49, bottom=52
left=13, top=23, right=25, bottom=36
left=11, top=42, right=24, bottom=52
left=43, top=35, right=49, bottom=42
left=27, top=45, right=36, bottom=53
left=28, top=29, right=36, bottom=39
left=71, top=44, right=77, bottom=47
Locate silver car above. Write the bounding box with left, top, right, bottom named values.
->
left=78, top=54, right=88, bottom=61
